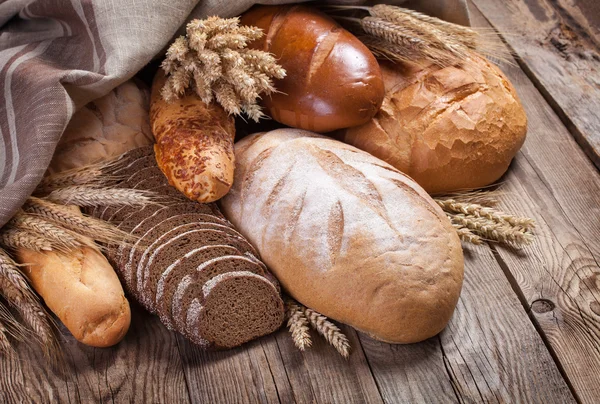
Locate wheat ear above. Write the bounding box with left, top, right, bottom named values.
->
left=23, top=197, right=136, bottom=246
left=452, top=225, right=483, bottom=245
left=7, top=211, right=97, bottom=252
left=0, top=322, right=13, bottom=355
left=0, top=248, right=59, bottom=359
left=435, top=199, right=535, bottom=229
left=0, top=228, right=52, bottom=252
left=450, top=214, right=533, bottom=245
left=284, top=297, right=312, bottom=351
left=302, top=307, right=351, bottom=358
left=44, top=186, right=158, bottom=207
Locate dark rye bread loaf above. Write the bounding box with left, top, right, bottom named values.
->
left=184, top=271, right=284, bottom=349
left=94, top=147, right=284, bottom=349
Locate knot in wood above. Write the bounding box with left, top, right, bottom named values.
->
left=531, top=299, right=555, bottom=314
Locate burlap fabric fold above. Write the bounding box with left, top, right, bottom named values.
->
left=0, top=0, right=469, bottom=227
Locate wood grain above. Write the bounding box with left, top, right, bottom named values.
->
left=360, top=243, right=575, bottom=403
left=469, top=2, right=600, bottom=402
left=0, top=305, right=190, bottom=403
left=470, top=0, right=600, bottom=170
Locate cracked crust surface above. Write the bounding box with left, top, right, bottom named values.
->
left=338, top=56, right=527, bottom=194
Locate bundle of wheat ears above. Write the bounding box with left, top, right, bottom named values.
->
left=321, top=4, right=509, bottom=66
left=161, top=16, right=286, bottom=121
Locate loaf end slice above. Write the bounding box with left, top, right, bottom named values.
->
left=186, top=271, right=284, bottom=349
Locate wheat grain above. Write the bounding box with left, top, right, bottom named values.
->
left=44, top=186, right=157, bottom=207
left=284, top=298, right=312, bottom=351
left=303, top=307, right=351, bottom=358
left=452, top=224, right=483, bottom=245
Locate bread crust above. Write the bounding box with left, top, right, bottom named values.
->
left=150, top=72, right=236, bottom=202
left=221, top=129, right=464, bottom=343
left=17, top=245, right=131, bottom=348
left=338, top=57, right=527, bottom=194
left=241, top=5, right=385, bottom=133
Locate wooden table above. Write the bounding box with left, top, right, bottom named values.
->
left=2, top=0, right=600, bottom=402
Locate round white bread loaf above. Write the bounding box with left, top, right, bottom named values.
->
left=337, top=56, right=527, bottom=194
left=49, top=79, right=154, bottom=174
left=221, top=129, right=464, bottom=344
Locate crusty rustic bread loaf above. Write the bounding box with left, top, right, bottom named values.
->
left=49, top=80, right=154, bottom=174
left=94, top=147, right=284, bottom=349
left=150, top=72, right=236, bottom=203
left=221, top=129, right=464, bottom=344
left=337, top=56, right=527, bottom=194
left=17, top=242, right=131, bottom=348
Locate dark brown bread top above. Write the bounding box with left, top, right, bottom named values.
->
left=171, top=256, right=266, bottom=332
left=185, top=271, right=284, bottom=348
left=155, top=245, right=243, bottom=329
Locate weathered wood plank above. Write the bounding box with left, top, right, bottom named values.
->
left=468, top=2, right=600, bottom=402
left=272, top=324, right=384, bottom=404
left=176, top=334, right=281, bottom=403
left=0, top=305, right=190, bottom=403
left=470, top=0, right=600, bottom=169
left=360, top=243, right=575, bottom=403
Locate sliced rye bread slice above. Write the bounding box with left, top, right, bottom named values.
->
left=117, top=204, right=220, bottom=297
left=184, top=271, right=284, bottom=349
left=138, top=229, right=258, bottom=312
left=155, top=245, right=243, bottom=329
left=140, top=219, right=252, bottom=298
left=171, top=255, right=267, bottom=333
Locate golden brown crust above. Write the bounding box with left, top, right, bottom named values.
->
left=16, top=244, right=131, bottom=348
left=222, top=129, right=464, bottom=344
left=150, top=72, right=236, bottom=203
left=338, top=56, right=528, bottom=194
left=49, top=80, right=154, bottom=174
left=241, top=5, right=385, bottom=133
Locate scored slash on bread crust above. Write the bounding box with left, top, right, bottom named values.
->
left=93, top=146, right=284, bottom=349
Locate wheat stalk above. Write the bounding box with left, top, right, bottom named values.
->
left=44, top=186, right=157, bottom=207
left=0, top=248, right=59, bottom=359
left=322, top=4, right=511, bottom=67
left=284, top=297, right=312, bottom=351
left=302, top=307, right=351, bottom=359
left=23, top=198, right=136, bottom=246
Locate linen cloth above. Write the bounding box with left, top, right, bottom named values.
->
left=0, top=0, right=469, bottom=226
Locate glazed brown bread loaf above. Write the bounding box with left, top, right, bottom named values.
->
left=241, top=5, right=385, bottom=133
left=95, top=147, right=284, bottom=349
left=338, top=56, right=527, bottom=194
left=49, top=79, right=153, bottom=174
left=17, top=236, right=131, bottom=348
left=150, top=72, right=236, bottom=203
left=221, top=129, right=464, bottom=344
